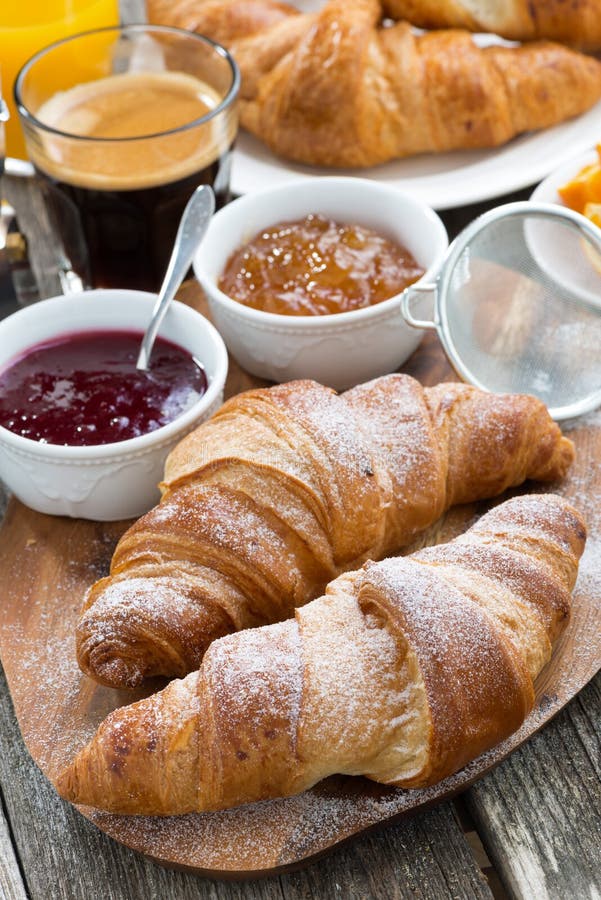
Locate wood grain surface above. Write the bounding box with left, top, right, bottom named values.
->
left=0, top=804, right=27, bottom=900
left=0, top=286, right=599, bottom=879
left=467, top=674, right=601, bottom=899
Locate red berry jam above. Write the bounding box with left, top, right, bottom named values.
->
left=0, top=330, right=207, bottom=446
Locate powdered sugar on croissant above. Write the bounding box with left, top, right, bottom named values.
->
left=58, top=493, right=586, bottom=815
left=75, top=375, right=574, bottom=690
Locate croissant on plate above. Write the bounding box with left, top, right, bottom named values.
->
left=237, top=0, right=601, bottom=167
left=75, top=375, right=574, bottom=690
left=148, top=0, right=601, bottom=167
left=58, top=493, right=586, bottom=815
left=146, top=0, right=298, bottom=47
left=381, top=0, right=601, bottom=52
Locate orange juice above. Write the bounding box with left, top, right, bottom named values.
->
left=0, top=0, right=119, bottom=159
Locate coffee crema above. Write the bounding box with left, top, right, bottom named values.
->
left=31, top=70, right=233, bottom=190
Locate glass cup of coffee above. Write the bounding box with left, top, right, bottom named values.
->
left=14, top=25, right=239, bottom=291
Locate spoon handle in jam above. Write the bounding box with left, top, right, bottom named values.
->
left=136, top=184, right=215, bottom=371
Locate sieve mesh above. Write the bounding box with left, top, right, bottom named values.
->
left=439, top=207, right=601, bottom=418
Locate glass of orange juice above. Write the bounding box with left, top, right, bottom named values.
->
left=0, top=0, right=119, bottom=160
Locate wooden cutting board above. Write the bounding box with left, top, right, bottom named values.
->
left=0, top=295, right=599, bottom=877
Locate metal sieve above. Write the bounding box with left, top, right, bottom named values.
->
left=401, top=201, right=601, bottom=420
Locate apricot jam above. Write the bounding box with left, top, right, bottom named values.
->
left=0, top=330, right=206, bottom=446
left=218, top=214, right=425, bottom=316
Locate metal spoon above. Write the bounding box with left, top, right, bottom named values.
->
left=136, top=184, right=215, bottom=371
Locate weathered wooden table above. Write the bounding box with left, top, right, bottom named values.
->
left=0, top=168, right=599, bottom=900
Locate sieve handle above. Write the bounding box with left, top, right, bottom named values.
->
left=400, top=283, right=438, bottom=330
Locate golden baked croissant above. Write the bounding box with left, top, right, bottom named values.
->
left=58, top=493, right=586, bottom=815
left=381, top=0, right=601, bottom=52
left=76, top=375, right=574, bottom=690
left=150, top=0, right=601, bottom=168
left=238, top=0, right=601, bottom=167
left=146, top=0, right=298, bottom=47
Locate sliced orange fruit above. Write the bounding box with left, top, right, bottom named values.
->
left=558, top=162, right=601, bottom=213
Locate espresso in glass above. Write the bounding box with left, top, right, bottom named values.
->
left=16, top=26, right=239, bottom=291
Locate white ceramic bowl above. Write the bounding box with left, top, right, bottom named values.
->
left=194, top=177, right=448, bottom=390
left=0, top=290, right=228, bottom=520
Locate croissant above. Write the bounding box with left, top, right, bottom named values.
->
left=58, top=493, right=586, bottom=815
left=146, top=0, right=298, bottom=47
left=240, top=0, right=601, bottom=167
left=150, top=0, right=601, bottom=168
left=381, top=0, right=601, bottom=52
left=75, top=375, right=574, bottom=690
